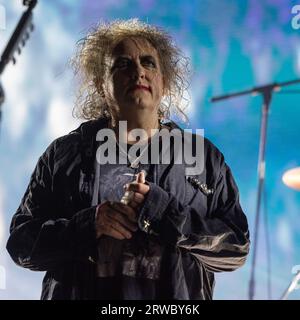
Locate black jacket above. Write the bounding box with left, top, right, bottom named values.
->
left=6, top=117, right=250, bottom=300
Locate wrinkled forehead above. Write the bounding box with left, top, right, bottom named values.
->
left=111, top=37, right=160, bottom=59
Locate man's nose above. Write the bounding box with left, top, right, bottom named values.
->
left=131, top=63, right=145, bottom=80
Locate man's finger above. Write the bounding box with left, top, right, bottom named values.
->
left=126, top=182, right=150, bottom=195
left=126, top=200, right=140, bottom=209
left=107, top=220, right=133, bottom=239
left=107, top=207, right=138, bottom=232
left=130, top=192, right=144, bottom=203
left=109, top=202, right=137, bottom=222
left=101, top=225, right=127, bottom=240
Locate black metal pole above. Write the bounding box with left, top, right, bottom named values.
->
left=248, top=89, right=272, bottom=300
left=0, top=1, right=37, bottom=136
left=0, top=81, right=4, bottom=137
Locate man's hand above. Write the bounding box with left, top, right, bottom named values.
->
left=95, top=201, right=138, bottom=240
left=95, top=171, right=150, bottom=240
left=123, top=171, right=150, bottom=209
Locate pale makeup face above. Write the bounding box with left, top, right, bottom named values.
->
left=102, top=37, right=165, bottom=120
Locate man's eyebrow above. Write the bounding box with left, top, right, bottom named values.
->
left=140, top=54, right=156, bottom=59
left=112, top=54, right=156, bottom=60
left=112, top=55, right=130, bottom=61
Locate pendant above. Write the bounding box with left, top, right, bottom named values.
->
left=130, top=161, right=139, bottom=169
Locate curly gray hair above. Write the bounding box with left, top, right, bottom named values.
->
left=71, top=18, right=190, bottom=124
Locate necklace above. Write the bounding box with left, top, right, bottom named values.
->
left=115, top=136, right=151, bottom=169
left=109, top=118, right=162, bottom=169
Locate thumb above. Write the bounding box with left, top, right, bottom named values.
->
left=136, top=170, right=146, bottom=184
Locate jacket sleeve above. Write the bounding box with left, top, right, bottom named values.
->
left=138, top=154, right=250, bottom=273
left=6, top=141, right=97, bottom=271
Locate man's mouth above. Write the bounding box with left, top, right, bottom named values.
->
left=130, top=85, right=151, bottom=92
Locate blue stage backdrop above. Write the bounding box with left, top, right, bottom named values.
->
left=0, top=0, right=300, bottom=299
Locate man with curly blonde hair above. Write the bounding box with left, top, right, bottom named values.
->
left=7, top=19, right=249, bottom=300
left=72, top=19, right=190, bottom=124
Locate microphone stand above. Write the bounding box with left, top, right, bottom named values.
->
left=0, top=0, right=37, bottom=135
left=211, top=78, right=300, bottom=300
left=0, top=82, right=4, bottom=135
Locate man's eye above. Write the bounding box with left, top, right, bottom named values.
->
left=114, top=59, right=130, bottom=69
left=143, top=59, right=156, bottom=68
